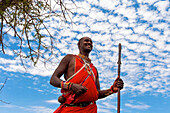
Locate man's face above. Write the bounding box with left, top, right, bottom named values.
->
left=79, top=37, right=93, bottom=53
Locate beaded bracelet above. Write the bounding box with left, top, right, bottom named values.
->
left=60, top=81, right=73, bottom=90
left=60, top=81, right=64, bottom=89
left=110, top=85, right=117, bottom=93
left=68, top=82, right=73, bottom=90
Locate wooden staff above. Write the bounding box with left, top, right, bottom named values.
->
left=117, top=43, right=122, bottom=113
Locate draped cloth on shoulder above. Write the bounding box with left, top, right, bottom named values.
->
left=53, top=55, right=98, bottom=113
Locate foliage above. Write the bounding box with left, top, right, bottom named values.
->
left=0, top=0, right=76, bottom=65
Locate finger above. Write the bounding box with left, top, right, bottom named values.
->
left=115, top=77, right=120, bottom=81
left=117, top=81, right=123, bottom=85
left=117, top=82, right=124, bottom=86
left=117, top=84, right=124, bottom=89
left=117, top=81, right=123, bottom=84
left=81, top=88, right=87, bottom=93
left=117, top=80, right=124, bottom=85
left=76, top=90, right=82, bottom=95
left=83, top=86, right=88, bottom=90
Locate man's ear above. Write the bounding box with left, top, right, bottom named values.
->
left=77, top=42, right=80, bottom=49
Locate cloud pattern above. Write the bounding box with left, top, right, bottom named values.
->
left=0, top=0, right=169, bottom=113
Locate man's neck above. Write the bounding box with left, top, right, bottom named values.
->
left=79, top=52, right=89, bottom=58
left=78, top=53, right=91, bottom=63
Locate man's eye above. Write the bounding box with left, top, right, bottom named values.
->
left=84, top=39, right=92, bottom=42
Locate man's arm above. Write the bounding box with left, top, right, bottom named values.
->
left=50, top=54, right=87, bottom=96
left=95, top=68, right=124, bottom=99
left=50, top=54, right=72, bottom=88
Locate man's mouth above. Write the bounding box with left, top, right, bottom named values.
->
left=84, top=43, right=92, bottom=49
left=87, top=45, right=92, bottom=49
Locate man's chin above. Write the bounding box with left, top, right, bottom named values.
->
left=85, top=49, right=92, bottom=53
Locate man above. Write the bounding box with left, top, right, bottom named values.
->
left=50, top=37, right=124, bottom=113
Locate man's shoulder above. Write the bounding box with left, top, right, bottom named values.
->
left=63, top=54, right=76, bottom=61
left=65, top=54, right=75, bottom=58
left=60, top=54, right=75, bottom=64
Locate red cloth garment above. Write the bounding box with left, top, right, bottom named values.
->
left=60, top=103, right=97, bottom=113
left=53, top=55, right=98, bottom=113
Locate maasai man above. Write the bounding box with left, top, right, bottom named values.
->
left=50, top=37, right=124, bottom=113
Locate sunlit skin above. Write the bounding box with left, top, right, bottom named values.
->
left=50, top=37, right=124, bottom=98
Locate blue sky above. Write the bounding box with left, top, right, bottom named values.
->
left=0, top=0, right=170, bottom=113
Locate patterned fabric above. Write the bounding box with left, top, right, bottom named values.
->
left=54, top=55, right=98, bottom=113
left=62, top=55, right=98, bottom=103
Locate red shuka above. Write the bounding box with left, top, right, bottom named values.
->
left=54, top=55, right=98, bottom=113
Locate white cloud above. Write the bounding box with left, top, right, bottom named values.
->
left=137, top=4, right=160, bottom=22
left=0, top=104, right=54, bottom=113
left=1, top=0, right=169, bottom=97
left=89, top=8, right=107, bottom=21
left=99, top=0, right=120, bottom=10
left=87, top=0, right=99, bottom=6
left=30, top=106, right=54, bottom=113
left=154, top=0, right=170, bottom=16
left=125, top=103, right=150, bottom=109
left=45, top=99, right=59, bottom=104
left=1, top=1, right=170, bottom=113
left=73, top=1, right=91, bottom=14
left=0, top=56, right=56, bottom=76
left=137, top=0, right=159, bottom=5
left=0, top=64, right=25, bottom=73
left=134, top=24, right=148, bottom=34
left=108, top=15, right=122, bottom=25
left=115, top=6, right=137, bottom=19
left=0, top=58, right=17, bottom=64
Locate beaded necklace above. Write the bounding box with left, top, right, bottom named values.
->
left=78, top=54, right=91, bottom=63
left=77, top=54, right=96, bottom=82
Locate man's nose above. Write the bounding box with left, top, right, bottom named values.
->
left=87, top=41, right=92, bottom=44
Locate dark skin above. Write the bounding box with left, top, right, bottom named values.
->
left=50, top=37, right=124, bottom=99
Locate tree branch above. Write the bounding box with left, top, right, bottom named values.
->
left=0, top=78, right=7, bottom=92
left=0, top=14, right=5, bottom=54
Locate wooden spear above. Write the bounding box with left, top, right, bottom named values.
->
left=117, top=43, right=122, bottom=113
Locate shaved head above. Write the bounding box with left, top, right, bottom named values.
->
left=77, top=37, right=92, bottom=48
left=77, top=37, right=93, bottom=54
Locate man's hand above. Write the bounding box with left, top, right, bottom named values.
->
left=111, top=77, right=124, bottom=93
left=71, top=83, right=88, bottom=96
